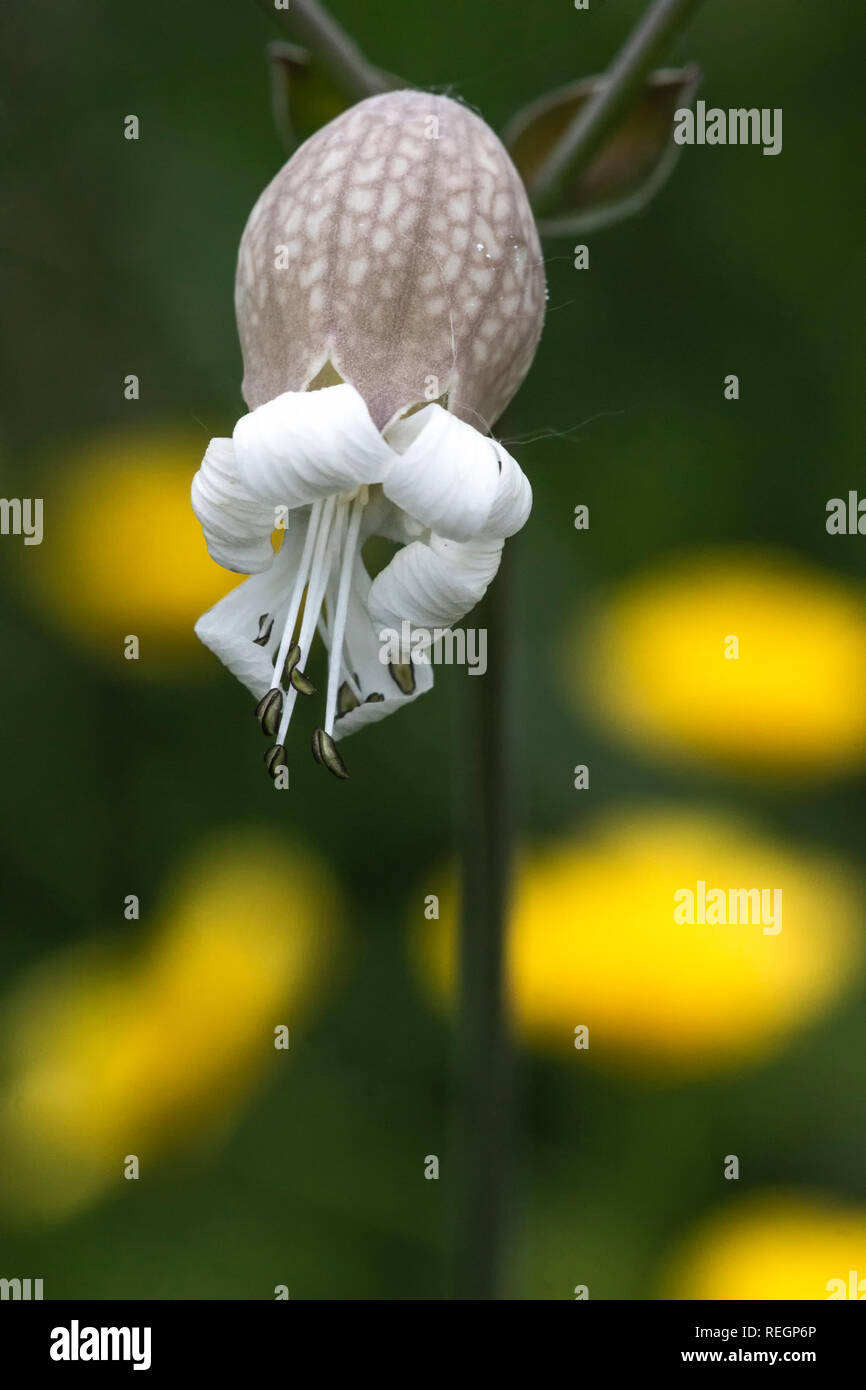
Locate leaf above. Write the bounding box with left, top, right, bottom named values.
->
left=503, top=65, right=701, bottom=238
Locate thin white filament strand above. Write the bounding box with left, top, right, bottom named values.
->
left=275, top=495, right=338, bottom=746
left=271, top=501, right=323, bottom=686
left=324, top=491, right=366, bottom=736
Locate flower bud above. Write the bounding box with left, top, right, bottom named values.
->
left=235, top=89, right=546, bottom=431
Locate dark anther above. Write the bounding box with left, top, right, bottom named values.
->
left=388, top=661, right=415, bottom=695
left=312, top=728, right=349, bottom=780
left=290, top=665, right=316, bottom=695
left=364, top=692, right=385, bottom=703
left=255, top=687, right=283, bottom=738
left=264, top=744, right=288, bottom=778
left=337, top=682, right=360, bottom=717
left=254, top=613, right=274, bottom=646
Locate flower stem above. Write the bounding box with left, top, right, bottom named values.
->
left=529, top=0, right=704, bottom=215
left=452, top=0, right=706, bottom=1301
left=452, top=543, right=516, bottom=1300
left=265, top=0, right=392, bottom=102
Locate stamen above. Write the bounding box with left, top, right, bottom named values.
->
left=255, top=687, right=283, bottom=737
left=264, top=744, right=288, bottom=778
left=337, top=681, right=360, bottom=717
left=323, top=489, right=367, bottom=737
left=343, top=668, right=363, bottom=701
left=254, top=613, right=274, bottom=646
left=270, top=501, right=324, bottom=689
left=261, top=485, right=370, bottom=773
left=315, top=502, right=346, bottom=650
left=312, top=727, right=349, bottom=779
left=274, top=495, right=338, bottom=747
left=290, top=666, right=316, bottom=695
left=389, top=661, right=416, bottom=695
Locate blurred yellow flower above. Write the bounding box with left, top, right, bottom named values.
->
left=416, top=807, right=862, bottom=1075
left=0, top=830, right=339, bottom=1222
left=662, top=1193, right=866, bottom=1299
left=29, top=430, right=241, bottom=668
left=568, top=549, right=866, bottom=777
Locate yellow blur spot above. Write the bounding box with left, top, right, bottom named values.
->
left=416, top=808, right=862, bottom=1076
left=570, top=549, right=866, bottom=778
left=0, top=831, right=340, bottom=1222
left=29, top=431, right=241, bottom=668
left=662, top=1194, right=866, bottom=1299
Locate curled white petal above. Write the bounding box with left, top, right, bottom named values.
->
left=367, top=533, right=504, bottom=637
left=233, top=383, right=391, bottom=511
left=382, top=405, right=501, bottom=542
left=479, top=443, right=533, bottom=538
left=191, top=438, right=278, bottom=574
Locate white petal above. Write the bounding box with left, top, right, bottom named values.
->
left=233, top=383, right=391, bottom=511
left=478, top=443, right=532, bottom=538
left=191, top=438, right=278, bottom=574
left=382, top=405, right=501, bottom=542
left=329, top=556, right=433, bottom=740
left=367, top=533, right=504, bottom=637
left=194, top=529, right=306, bottom=699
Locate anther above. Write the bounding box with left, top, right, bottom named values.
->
left=312, top=728, right=349, bottom=779
left=290, top=666, right=316, bottom=695
left=388, top=661, right=415, bottom=695
left=364, top=692, right=385, bottom=703
left=255, top=687, right=283, bottom=737
left=337, top=681, right=360, bottom=717
left=264, top=744, right=288, bottom=778
left=254, top=613, right=274, bottom=646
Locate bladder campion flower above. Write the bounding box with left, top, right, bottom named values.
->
left=192, top=90, right=546, bottom=779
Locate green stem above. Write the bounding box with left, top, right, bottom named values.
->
left=529, top=0, right=704, bottom=215
left=267, top=42, right=305, bottom=152
left=263, top=0, right=391, bottom=102
left=451, top=0, right=705, bottom=1300
left=453, top=543, right=516, bottom=1300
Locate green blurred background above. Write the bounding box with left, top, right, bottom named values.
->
left=1, top=0, right=865, bottom=1299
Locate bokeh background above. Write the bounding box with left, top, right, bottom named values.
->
left=2, top=0, right=865, bottom=1299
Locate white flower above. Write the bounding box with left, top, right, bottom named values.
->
left=192, top=90, right=546, bottom=779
